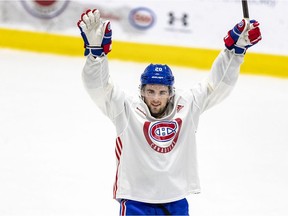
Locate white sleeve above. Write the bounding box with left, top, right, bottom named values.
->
left=192, top=49, right=244, bottom=112
left=81, top=55, right=126, bottom=121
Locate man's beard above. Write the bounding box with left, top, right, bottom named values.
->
left=148, top=100, right=170, bottom=119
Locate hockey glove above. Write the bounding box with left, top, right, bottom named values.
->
left=224, top=19, right=262, bottom=55
left=77, top=9, right=112, bottom=57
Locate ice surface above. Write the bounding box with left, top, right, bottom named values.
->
left=0, top=49, right=288, bottom=215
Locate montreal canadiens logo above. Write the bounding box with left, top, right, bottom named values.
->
left=150, top=121, right=177, bottom=142
left=21, top=0, right=69, bottom=19
left=143, top=118, right=182, bottom=153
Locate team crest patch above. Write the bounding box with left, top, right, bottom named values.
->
left=143, top=118, right=182, bottom=153
left=21, top=0, right=69, bottom=19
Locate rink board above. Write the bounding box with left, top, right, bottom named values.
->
left=1, top=28, right=287, bottom=78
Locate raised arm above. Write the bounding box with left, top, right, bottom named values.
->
left=78, top=9, right=124, bottom=120
left=196, top=19, right=262, bottom=112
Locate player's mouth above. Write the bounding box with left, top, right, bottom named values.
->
left=151, top=103, right=161, bottom=108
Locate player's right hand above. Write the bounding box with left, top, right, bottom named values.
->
left=77, top=9, right=112, bottom=57
left=224, top=19, right=262, bottom=55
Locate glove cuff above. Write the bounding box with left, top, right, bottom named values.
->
left=225, top=44, right=246, bottom=55
left=84, top=46, right=105, bottom=57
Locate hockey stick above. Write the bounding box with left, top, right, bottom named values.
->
left=242, top=0, right=250, bottom=20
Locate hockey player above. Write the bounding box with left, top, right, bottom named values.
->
left=78, top=9, right=261, bottom=216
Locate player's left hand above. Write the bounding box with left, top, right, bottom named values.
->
left=224, top=19, right=262, bottom=55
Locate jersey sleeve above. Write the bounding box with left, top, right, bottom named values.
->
left=192, top=49, right=244, bottom=113
left=81, top=55, right=126, bottom=122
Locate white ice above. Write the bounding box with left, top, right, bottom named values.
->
left=0, top=49, right=288, bottom=216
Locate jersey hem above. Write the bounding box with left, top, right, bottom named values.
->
left=115, top=189, right=201, bottom=204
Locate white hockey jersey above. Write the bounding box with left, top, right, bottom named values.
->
left=82, top=49, right=243, bottom=204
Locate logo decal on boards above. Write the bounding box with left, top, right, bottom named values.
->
left=21, top=0, right=69, bottom=19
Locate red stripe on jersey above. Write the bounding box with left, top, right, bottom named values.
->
left=115, top=137, right=123, bottom=161
left=120, top=200, right=127, bottom=216
left=113, top=162, right=120, bottom=199
left=114, top=137, right=123, bottom=199
left=118, top=137, right=123, bottom=148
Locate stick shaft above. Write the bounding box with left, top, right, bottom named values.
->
left=242, top=0, right=249, bottom=18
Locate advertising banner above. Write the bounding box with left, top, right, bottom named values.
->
left=0, top=0, right=286, bottom=56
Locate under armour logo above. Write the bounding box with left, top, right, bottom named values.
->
left=168, top=12, right=188, bottom=26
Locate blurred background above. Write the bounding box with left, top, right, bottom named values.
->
left=1, top=0, right=288, bottom=76
left=1, top=0, right=288, bottom=215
